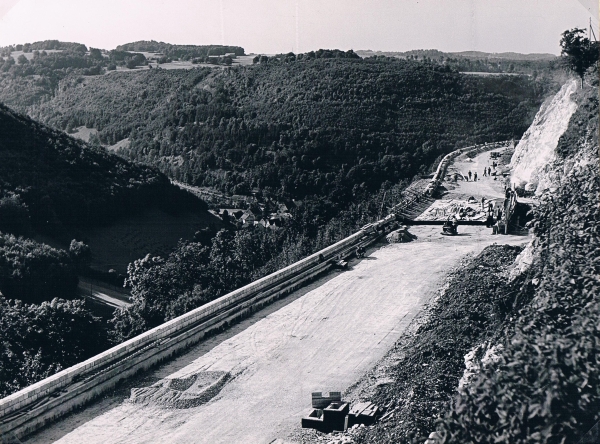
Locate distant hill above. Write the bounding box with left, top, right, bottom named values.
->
left=26, top=56, right=551, bottom=211
left=356, top=49, right=557, bottom=61
left=0, top=103, right=208, bottom=242
left=450, top=51, right=557, bottom=61
left=115, top=41, right=245, bottom=59
left=355, top=49, right=558, bottom=76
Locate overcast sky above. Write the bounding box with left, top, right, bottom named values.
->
left=0, top=0, right=596, bottom=55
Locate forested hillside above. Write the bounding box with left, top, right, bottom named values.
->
left=24, top=57, right=552, bottom=212
left=0, top=103, right=207, bottom=397
left=0, top=104, right=205, bottom=240
left=115, top=40, right=245, bottom=58
left=356, top=49, right=558, bottom=75
left=355, top=67, right=599, bottom=444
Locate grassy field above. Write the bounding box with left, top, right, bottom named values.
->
left=70, top=126, right=98, bottom=142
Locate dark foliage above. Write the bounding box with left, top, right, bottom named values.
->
left=433, top=82, right=600, bottom=444
left=560, top=28, right=600, bottom=86
left=355, top=245, right=528, bottom=443
left=0, top=233, right=78, bottom=304
left=115, top=41, right=245, bottom=59
left=435, top=162, right=600, bottom=444
left=358, top=49, right=560, bottom=78
left=0, top=297, right=108, bottom=397
left=0, top=103, right=206, bottom=239
left=0, top=42, right=152, bottom=111
left=25, top=58, right=549, bottom=219
left=110, top=179, right=403, bottom=342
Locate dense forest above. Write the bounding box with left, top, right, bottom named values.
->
left=0, top=103, right=207, bottom=396
left=115, top=40, right=245, bottom=58
left=22, top=57, right=552, bottom=214
left=0, top=40, right=560, bottom=398
left=0, top=297, right=108, bottom=397
left=0, top=103, right=205, bottom=239
left=356, top=49, right=559, bottom=76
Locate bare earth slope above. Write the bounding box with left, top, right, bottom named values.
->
left=27, top=224, right=527, bottom=444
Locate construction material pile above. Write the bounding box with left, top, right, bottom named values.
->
left=129, top=371, right=230, bottom=409
left=386, top=227, right=417, bottom=243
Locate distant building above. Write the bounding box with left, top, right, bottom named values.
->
left=219, top=208, right=244, bottom=220
left=224, top=53, right=237, bottom=59
left=241, top=210, right=256, bottom=226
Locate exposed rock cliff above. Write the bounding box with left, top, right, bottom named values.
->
left=510, top=79, right=579, bottom=193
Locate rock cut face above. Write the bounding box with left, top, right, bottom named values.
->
left=510, top=79, right=579, bottom=194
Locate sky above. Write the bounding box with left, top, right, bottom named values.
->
left=0, top=0, right=597, bottom=55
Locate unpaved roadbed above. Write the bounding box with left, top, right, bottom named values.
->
left=27, top=225, right=527, bottom=444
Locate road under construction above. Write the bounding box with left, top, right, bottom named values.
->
left=12, top=143, right=531, bottom=444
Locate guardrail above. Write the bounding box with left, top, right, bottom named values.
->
left=424, top=140, right=512, bottom=196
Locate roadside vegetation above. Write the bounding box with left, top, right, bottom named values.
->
left=433, top=69, right=599, bottom=444
left=354, top=46, right=599, bottom=444
left=0, top=297, right=108, bottom=398
left=352, top=244, right=532, bottom=443
left=0, top=99, right=207, bottom=397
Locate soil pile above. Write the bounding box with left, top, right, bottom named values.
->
left=129, top=371, right=229, bottom=409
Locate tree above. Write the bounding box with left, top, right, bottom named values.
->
left=69, top=239, right=91, bottom=271
left=560, top=28, right=599, bottom=87
left=89, top=47, right=103, bottom=61
left=0, top=297, right=108, bottom=397
left=17, top=54, right=28, bottom=65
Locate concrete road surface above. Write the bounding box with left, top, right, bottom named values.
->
left=27, top=225, right=528, bottom=444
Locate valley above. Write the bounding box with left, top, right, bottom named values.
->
left=0, top=27, right=597, bottom=444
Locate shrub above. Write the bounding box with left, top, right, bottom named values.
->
left=0, top=297, right=108, bottom=397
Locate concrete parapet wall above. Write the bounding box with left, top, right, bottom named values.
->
left=424, top=141, right=511, bottom=196
left=0, top=218, right=390, bottom=439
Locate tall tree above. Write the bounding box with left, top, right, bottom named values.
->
left=560, top=28, right=599, bottom=87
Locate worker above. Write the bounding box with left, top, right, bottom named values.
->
left=483, top=168, right=487, bottom=177
left=468, top=170, right=472, bottom=181
left=488, top=166, right=492, bottom=176
left=486, top=212, right=495, bottom=228
left=473, top=171, right=478, bottom=181
left=481, top=197, right=486, bottom=211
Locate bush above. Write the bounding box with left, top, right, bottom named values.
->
left=0, top=193, right=31, bottom=235
left=0, top=233, right=78, bottom=303
left=0, top=297, right=108, bottom=397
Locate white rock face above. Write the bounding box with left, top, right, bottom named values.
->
left=510, top=79, right=579, bottom=194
